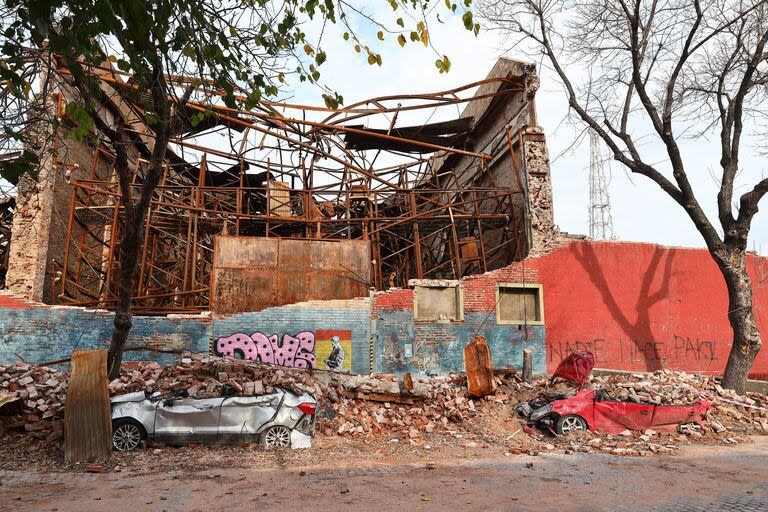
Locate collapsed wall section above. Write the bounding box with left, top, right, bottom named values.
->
left=372, top=266, right=548, bottom=377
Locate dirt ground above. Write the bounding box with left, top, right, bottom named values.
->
left=1, top=436, right=766, bottom=512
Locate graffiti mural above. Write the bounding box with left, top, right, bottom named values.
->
left=214, top=331, right=316, bottom=368
left=315, top=329, right=352, bottom=372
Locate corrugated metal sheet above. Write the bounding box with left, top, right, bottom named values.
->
left=64, top=350, right=112, bottom=462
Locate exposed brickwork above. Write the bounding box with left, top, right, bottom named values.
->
left=373, top=269, right=546, bottom=376
left=6, top=73, right=142, bottom=304
left=523, top=127, right=556, bottom=255
left=373, top=288, right=414, bottom=312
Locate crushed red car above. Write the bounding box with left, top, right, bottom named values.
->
left=516, top=389, right=711, bottom=435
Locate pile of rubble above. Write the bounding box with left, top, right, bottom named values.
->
left=108, top=354, right=481, bottom=441
left=0, top=362, right=67, bottom=444
left=595, top=370, right=717, bottom=405
left=2, top=352, right=767, bottom=456
left=591, top=370, right=768, bottom=436
left=328, top=375, right=476, bottom=440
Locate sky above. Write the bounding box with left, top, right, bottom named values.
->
left=286, top=5, right=768, bottom=256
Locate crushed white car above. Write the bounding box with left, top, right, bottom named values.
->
left=110, top=385, right=316, bottom=451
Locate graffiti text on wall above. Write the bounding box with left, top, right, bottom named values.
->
left=214, top=331, right=316, bottom=368
left=548, top=336, right=719, bottom=366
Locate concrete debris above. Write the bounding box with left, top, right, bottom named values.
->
left=0, top=362, right=66, bottom=444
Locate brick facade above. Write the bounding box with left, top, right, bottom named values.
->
left=372, top=266, right=548, bottom=377
left=2, top=239, right=767, bottom=380
left=0, top=293, right=372, bottom=374
left=525, top=240, right=768, bottom=379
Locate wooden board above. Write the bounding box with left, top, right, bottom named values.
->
left=464, top=336, right=497, bottom=398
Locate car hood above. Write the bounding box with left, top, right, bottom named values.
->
left=110, top=391, right=147, bottom=404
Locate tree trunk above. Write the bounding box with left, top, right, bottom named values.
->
left=720, top=250, right=762, bottom=395
left=106, top=207, right=142, bottom=380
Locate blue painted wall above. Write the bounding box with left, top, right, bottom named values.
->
left=374, top=310, right=546, bottom=377
left=0, top=301, right=371, bottom=374
left=0, top=300, right=544, bottom=377
left=0, top=306, right=210, bottom=365
left=212, top=305, right=372, bottom=375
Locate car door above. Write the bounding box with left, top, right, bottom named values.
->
left=217, top=392, right=283, bottom=437
left=153, top=397, right=224, bottom=442
left=593, top=399, right=654, bottom=432
left=649, top=403, right=705, bottom=430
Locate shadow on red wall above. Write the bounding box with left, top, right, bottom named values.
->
left=532, top=240, right=768, bottom=379
left=571, top=243, right=676, bottom=371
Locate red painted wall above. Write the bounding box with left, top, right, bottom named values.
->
left=525, top=241, right=768, bottom=379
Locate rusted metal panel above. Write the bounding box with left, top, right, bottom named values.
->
left=64, top=349, right=112, bottom=462
left=216, top=236, right=278, bottom=269
left=214, top=268, right=278, bottom=314
left=212, top=236, right=370, bottom=314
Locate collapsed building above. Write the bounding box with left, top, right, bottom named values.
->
left=0, top=58, right=767, bottom=380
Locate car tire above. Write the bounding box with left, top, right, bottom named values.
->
left=555, top=414, right=588, bottom=435
left=261, top=425, right=291, bottom=450
left=112, top=418, right=146, bottom=451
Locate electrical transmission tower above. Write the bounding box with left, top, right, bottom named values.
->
left=588, top=130, right=615, bottom=240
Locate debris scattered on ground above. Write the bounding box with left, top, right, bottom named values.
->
left=0, top=362, right=66, bottom=445
left=1, top=353, right=766, bottom=461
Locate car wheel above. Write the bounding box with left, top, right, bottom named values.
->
left=555, top=414, right=587, bottom=435
left=112, top=418, right=145, bottom=451
left=262, top=425, right=291, bottom=449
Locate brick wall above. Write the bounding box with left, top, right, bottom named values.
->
left=4, top=238, right=765, bottom=380
left=0, top=293, right=372, bottom=374
left=0, top=293, right=210, bottom=365
left=211, top=298, right=372, bottom=375
left=372, top=267, right=548, bottom=376
left=524, top=240, right=768, bottom=379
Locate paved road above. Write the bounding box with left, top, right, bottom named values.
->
left=1, top=438, right=766, bottom=511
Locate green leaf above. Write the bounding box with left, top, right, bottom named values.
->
left=190, top=112, right=206, bottom=127
left=322, top=92, right=343, bottom=109
left=0, top=150, right=39, bottom=185
left=435, top=55, right=451, bottom=73
left=64, top=102, right=94, bottom=140
left=343, top=32, right=350, bottom=41
left=462, top=11, right=473, bottom=30
left=315, top=50, right=327, bottom=65
left=396, top=17, right=404, bottom=27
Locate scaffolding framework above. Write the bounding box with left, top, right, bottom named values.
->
left=54, top=69, right=533, bottom=313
